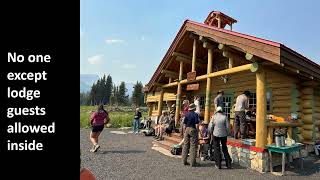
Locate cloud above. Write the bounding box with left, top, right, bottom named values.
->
left=105, top=39, right=125, bottom=44
left=88, top=55, right=104, bottom=65
left=122, top=63, right=136, bottom=69
left=141, top=36, right=145, bottom=41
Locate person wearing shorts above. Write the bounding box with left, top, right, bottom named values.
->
left=90, top=105, right=109, bottom=152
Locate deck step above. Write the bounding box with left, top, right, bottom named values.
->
left=163, top=135, right=182, bottom=144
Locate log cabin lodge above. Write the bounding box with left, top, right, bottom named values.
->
left=143, top=11, right=320, bottom=172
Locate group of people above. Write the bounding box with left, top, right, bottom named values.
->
left=85, top=89, right=253, bottom=170
left=154, top=104, right=176, bottom=140
left=180, top=90, right=252, bottom=168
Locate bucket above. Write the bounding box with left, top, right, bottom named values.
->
left=275, top=132, right=285, bottom=147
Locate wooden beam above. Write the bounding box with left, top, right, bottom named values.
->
left=217, top=15, right=221, bottom=28
left=204, top=48, right=213, bottom=124
left=229, top=57, right=234, bottom=69
left=157, top=90, right=164, bottom=119
left=162, top=63, right=254, bottom=88
left=218, top=43, right=225, bottom=50
left=192, top=39, right=197, bottom=72
left=173, top=52, right=205, bottom=65
left=153, top=82, right=164, bottom=87
left=245, top=52, right=255, bottom=61
left=161, top=69, right=179, bottom=77
left=256, top=69, right=267, bottom=148
left=175, top=61, right=184, bottom=126
left=250, top=62, right=259, bottom=72
left=189, top=33, right=198, bottom=40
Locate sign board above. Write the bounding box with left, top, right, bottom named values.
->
left=186, top=83, right=199, bottom=91
left=187, top=71, right=196, bottom=82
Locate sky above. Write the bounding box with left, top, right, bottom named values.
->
left=80, top=0, right=320, bottom=85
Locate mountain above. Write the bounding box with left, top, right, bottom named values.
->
left=80, top=74, right=99, bottom=92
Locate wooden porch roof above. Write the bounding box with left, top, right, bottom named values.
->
left=146, top=19, right=320, bottom=92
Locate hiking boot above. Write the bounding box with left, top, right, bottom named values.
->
left=215, top=165, right=221, bottom=169
left=93, top=144, right=100, bottom=152
left=183, top=162, right=190, bottom=166
left=200, top=157, right=205, bottom=161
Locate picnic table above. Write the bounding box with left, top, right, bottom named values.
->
left=266, top=143, right=304, bottom=176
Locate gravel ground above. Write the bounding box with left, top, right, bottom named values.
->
left=80, top=128, right=320, bottom=180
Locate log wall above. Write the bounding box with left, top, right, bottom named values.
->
left=299, top=82, right=320, bottom=143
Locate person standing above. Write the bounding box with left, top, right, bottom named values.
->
left=133, top=107, right=142, bottom=134
left=182, top=103, right=200, bottom=167
left=180, top=100, right=189, bottom=138
left=90, top=105, right=109, bottom=152
left=194, top=96, right=201, bottom=115
left=214, top=90, right=224, bottom=110
left=211, top=106, right=232, bottom=169
left=234, top=90, right=251, bottom=139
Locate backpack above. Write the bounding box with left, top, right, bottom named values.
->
left=170, top=144, right=182, bottom=155
left=143, top=127, right=155, bottom=136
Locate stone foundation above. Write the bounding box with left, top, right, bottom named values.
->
left=227, top=138, right=310, bottom=173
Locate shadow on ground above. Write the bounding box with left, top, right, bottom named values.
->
left=97, top=150, right=146, bottom=154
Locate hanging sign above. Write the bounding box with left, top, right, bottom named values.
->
left=186, top=83, right=199, bottom=91
left=187, top=71, right=196, bottom=82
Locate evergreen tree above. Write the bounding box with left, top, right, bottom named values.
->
left=131, top=81, right=144, bottom=107
left=118, top=81, right=129, bottom=105
left=105, top=75, right=113, bottom=104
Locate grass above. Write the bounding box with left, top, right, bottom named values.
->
left=80, top=106, right=147, bottom=128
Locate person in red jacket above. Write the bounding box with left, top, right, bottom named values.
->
left=89, top=105, right=109, bottom=152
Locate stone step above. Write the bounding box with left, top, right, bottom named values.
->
left=153, top=140, right=175, bottom=151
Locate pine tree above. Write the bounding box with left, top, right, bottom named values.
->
left=118, top=82, right=128, bottom=105
left=105, top=75, right=113, bottom=104
left=131, top=81, right=144, bottom=107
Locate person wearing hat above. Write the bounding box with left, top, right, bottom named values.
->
left=182, top=103, right=200, bottom=167
left=234, top=90, right=251, bottom=139
left=133, top=107, right=142, bottom=134
left=214, top=90, right=224, bottom=110
left=211, top=106, right=232, bottom=169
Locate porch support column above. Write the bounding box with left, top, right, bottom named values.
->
left=192, top=39, right=197, bottom=72
left=228, top=57, right=234, bottom=68
left=175, top=61, right=184, bottom=126
left=204, top=48, right=213, bottom=124
left=147, top=103, right=152, bottom=117
left=255, top=67, right=267, bottom=148
left=157, top=89, right=164, bottom=119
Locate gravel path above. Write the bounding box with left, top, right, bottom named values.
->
left=80, top=128, right=320, bottom=180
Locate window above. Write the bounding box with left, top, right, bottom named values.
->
left=266, top=91, right=272, bottom=112
left=248, top=91, right=272, bottom=112
left=249, top=92, right=256, bottom=109
left=223, top=96, right=232, bottom=119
